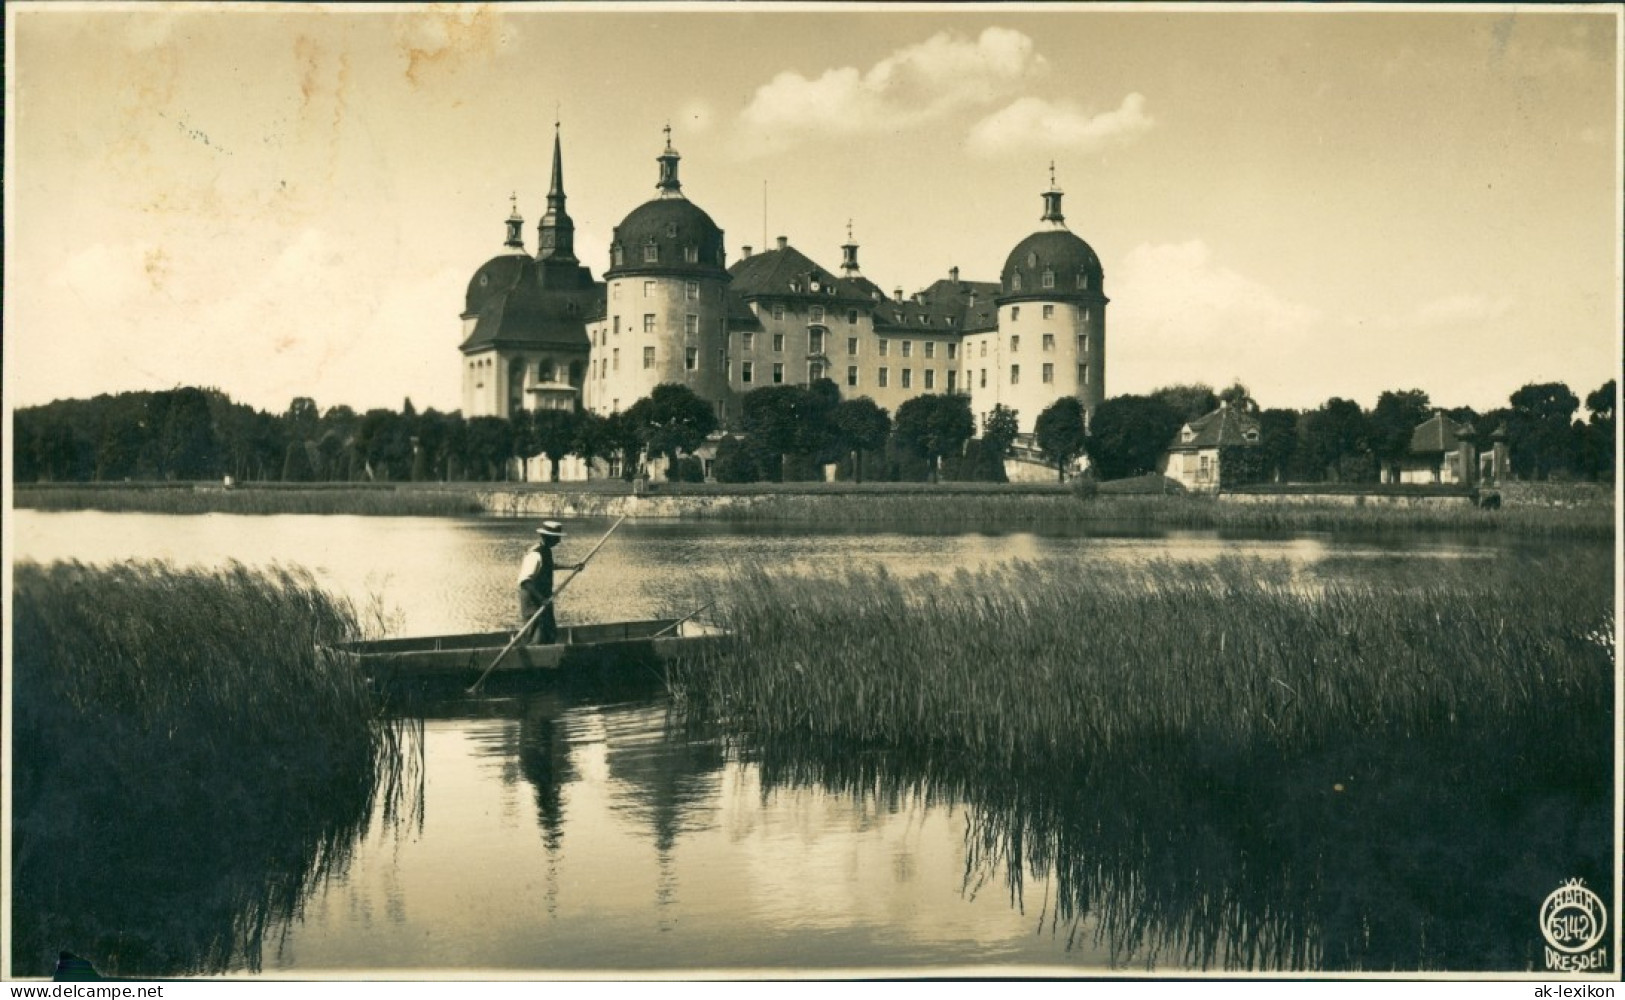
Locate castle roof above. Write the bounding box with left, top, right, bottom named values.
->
left=459, top=255, right=602, bottom=354
left=1167, top=406, right=1262, bottom=452
left=1409, top=413, right=1474, bottom=454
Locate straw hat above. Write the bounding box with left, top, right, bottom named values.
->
left=536, top=520, right=565, bottom=539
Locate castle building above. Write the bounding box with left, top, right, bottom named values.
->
left=460, top=130, right=1109, bottom=473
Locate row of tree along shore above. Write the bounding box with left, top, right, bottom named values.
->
left=11, top=376, right=1615, bottom=487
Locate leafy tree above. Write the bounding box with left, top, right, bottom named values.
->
left=1257, top=408, right=1300, bottom=483
left=741, top=385, right=808, bottom=481
left=892, top=394, right=974, bottom=482
left=832, top=397, right=891, bottom=484
left=603, top=411, right=646, bottom=481
left=627, top=383, right=718, bottom=477
left=285, top=397, right=320, bottom=444
left=1084, top=394, right=1182, bottom=481
left=1368, top=389, right=1432, bottom=482
left=1508, top=382, right=1580, bottom=480
left=463, top=416, right=514, bottom=481
left=1151, top=383, right=1218, bottom=423
left=281, top=439, right=315, bottom=482
left=531, top=409, right=580, bottom=483
left=982, top=404, right=1020, bottom=456
left=148, top=387, right=220, bottom=480
left=1579, top=379, right=1615, bottom=482
left=570, top=410, right=613, bottom=479
left=711, top=435, right=760, bottom=483
left=1217, top=382, right=1260, bottom=415
left=1301, top=397, right=1371, bottom=481
left=1034, top=397, right=1087, bottom=482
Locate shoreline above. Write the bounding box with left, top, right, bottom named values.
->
left=11, top=480, right=1615, bottom=538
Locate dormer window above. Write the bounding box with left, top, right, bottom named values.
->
left=684, top=245, right=699, bottom=263
left=665, top=223, right=678, bottom=238
left=1181, top=425, right=1195, bottom=443
left=1041, top=269, right=1055, bottom=289
left=1027, top=251, right=1038, bottom=267
left=612, top=246, right=625, bottom=267
left=1012, top=273, right=1022, bottom=291
left=643, top=242, right=659, bottom=263
left=1077, top=274, right=1090, bottom=290
left=1244, top=428, right=1260, bottom=443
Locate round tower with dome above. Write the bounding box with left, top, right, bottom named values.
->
left=968, top=167, right=1107, bottom=436
left=585, top=128, right=732, bottom=423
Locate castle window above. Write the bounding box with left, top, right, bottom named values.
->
left=902, top=369, right=913, bottom=389
left=613, top=348, right=620, bottom=371
left=684, top=245, right=698, bottom=263
left=810, top=305, right=825, bottom=323
left=1010, top=335, right=1020, bottom=352
left=613, top=316, right=622, bottom=335
left=612, top=246, right=624, bottom=267
left=847, top=366, right=859, bottom=387
left=925, top=342, right=936, bottom=359
left=979, top=340, right=987, bottom=358
left=643, top=243, right=659, bottom=263
left=1043, top=333, right=1055, bottom=352
left=612, top=283, right=621, bottom=300
left=742, top=361, right=754, bottom=383
left=924, top=369, right=936, bottom=390
left=948, top=370, right=957, bottom=392
left=809, top=329, right=825, bottom=354
left=947, top=343, right=957, bottom=360
left=1042, top=269, right=1055, bottom=289
left=686, top=314, right=699, bottom=335
left=1077, top=333, right=1089, bottom=353
left=643, top=346, right=656, bottom=369
left=879, top=339, right=890, bottom=357
left=686, top=281, right=699, bottom=301
left=847, top=309, right=859, bottom=324
left=1011, top=306, right=1021, bottom=321
left=1042, top=363, right=1054, bottom=384
left=1077, top=274, right=1090, bottom=290
left=773, top=333, right=785, bottom=352
left=979, top=368, right=987, bottom=389
left=1043, top=305, right=1055, bottom=319
left=1012, top=274, right=1022, bottom=291
left=742, top=331, right=755, bottom=350
left=1083, top=307, right=1091, bottom=323
left=772, top=303, right=785, bottom=321
left=773, top=362, right=785, bottom=384
left=643, top=281, right=655, bottom=298
left=1010, top=364, right=1020, bottom=385
left=686, top=347, right=698, bottom=371
left=643, top=314, right=656, bottom=333
left=810, top=361, right=825, bottom=382
left=902, top=341, right=912, bottom=358
left=847, top=337, right=859, bottom=355
left=968, top=293, right=977, bottom=307
left=878, top=367, right=889, bottom=388
left=1027, top=251, right=1038, bottom=267
left=1079, top=364, right=1088, bottom=385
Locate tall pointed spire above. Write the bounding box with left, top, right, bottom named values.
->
left=537, top=120, right=577, bottom=263
left=656, top=123, right=684, bottom=199
left=1041, top=161, right=1067, bottom=229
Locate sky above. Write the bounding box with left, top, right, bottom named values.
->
left=5, top=3, right=1620, bottom=417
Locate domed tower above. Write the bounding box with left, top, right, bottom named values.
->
left=587, top=128, right=731, bottom=422
left=980, top=167, right=1108, bottom=435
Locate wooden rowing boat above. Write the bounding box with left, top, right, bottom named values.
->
left=324, top=618, right=728, bottom=684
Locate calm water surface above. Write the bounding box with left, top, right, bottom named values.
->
left=8, top=511, right=1563, bottom=973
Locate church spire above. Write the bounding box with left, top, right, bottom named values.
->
left=1040, top=161, right=1067, bottom=230
left=537, top=121, right=577, bottom=263
left=656, top=123, right=684, bottom=199
left=840, top=219, right=861, bottom=276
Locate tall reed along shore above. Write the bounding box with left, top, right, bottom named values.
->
left=9, top=562, right=419, bottom=978
left=671, top=551, right=1616, bottom=970
left=12, top=480, right=1616, bottom=539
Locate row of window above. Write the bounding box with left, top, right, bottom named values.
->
left=611, top=280, right=706, bottom=301
left=971, top=333, right=1093, bottom=355
left=1008, top=305, right=1093, bottom=322
left=609, top=243, right=713, bottom=267
left=586, top=349, right=1093, bottom=390
left=1009, top=270, right=1093, bottom=292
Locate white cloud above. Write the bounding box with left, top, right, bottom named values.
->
left=1108, top=240, right=1321, bottom=397
left=737, top=28, right=1045, bottom=150
left=967, top=93, right=1154, bottom=157
left=1366, top=293, right=1515, bottom=330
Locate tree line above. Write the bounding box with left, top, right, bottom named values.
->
left=10, top=377, right=1615, bottom=486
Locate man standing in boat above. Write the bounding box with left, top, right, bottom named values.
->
left=517, top=521, right=583, bottom=644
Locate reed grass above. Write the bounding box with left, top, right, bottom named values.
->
left=673, top=549, right=1614, bottom=765
left=10, top=560, right=419, bottom=977
left=683, top=549, right=1614, bottom=971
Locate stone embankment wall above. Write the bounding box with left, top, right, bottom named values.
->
left=1497, top=482, right=1614, bottom=509
left=1217, top=491, right=1476, bottom=508
left=448, top=489, right=763, bottom=519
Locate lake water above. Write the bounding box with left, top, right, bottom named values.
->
left=7, top=511, right=1601, bottom=975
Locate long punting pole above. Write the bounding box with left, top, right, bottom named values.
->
left=466, top=515, right=627, bottom=694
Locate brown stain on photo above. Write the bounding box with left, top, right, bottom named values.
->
left=399, top=4, right=507, bottom=88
